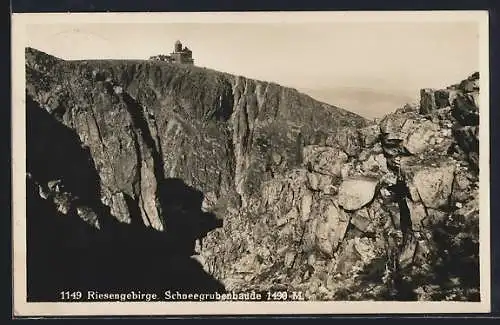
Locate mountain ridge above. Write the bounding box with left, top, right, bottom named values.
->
left=25, top=47, right=368, bottom=120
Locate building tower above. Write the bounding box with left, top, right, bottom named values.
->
left=174, top=40, right=183, bottom=53
left=149, top=40, right=194, bottom=65
left=170, top=40, right=194, bottom=65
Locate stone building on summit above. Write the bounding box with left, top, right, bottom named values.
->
left=149, top=40, right=194, bottom=65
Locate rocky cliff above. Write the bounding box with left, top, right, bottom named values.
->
left=25, top=47, right=480, bottom=301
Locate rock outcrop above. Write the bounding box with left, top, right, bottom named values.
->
left=25, top=47, right=480, bottom=302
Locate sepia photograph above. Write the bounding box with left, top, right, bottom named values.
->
left=11, top=11, right=490, bottom=316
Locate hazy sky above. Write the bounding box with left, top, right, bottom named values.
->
left=25, top=21, right=480, bottom=117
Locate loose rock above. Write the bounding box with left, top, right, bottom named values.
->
left=338, top=176, right=378, bottom=211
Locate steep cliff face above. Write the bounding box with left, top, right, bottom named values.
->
left=25, top=47, right=479, bottom=301
left=26, top=47, right=366, bottom=231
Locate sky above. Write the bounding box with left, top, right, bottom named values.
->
left=25, top=20, right=480, bottom=118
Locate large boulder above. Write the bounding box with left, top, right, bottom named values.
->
left=420, top=89, right=452, bottom=114
left=314, top=200, right=350, bottom=256
left=379, top=113, right=408, bottom=135
left=411, top=164, right=456, bottom=209
left=459, top=73, right=480, bottom=93
left=303, top=146, right=348, bottom=178
left=360, top=153, right=389, bottom=176
left=403, top=119, right=440, bottom=155
left=379, top=113, right=420, bottom=157
left=452, top=92, right=479, bottom=126
left=419, top=88, right=437, bottom=114
left=338, top=176, right=378, bottom=211
left=434, top=89, right=451, bottom=109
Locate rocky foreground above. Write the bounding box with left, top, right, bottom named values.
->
left=25, top=47, right=480, bottom=301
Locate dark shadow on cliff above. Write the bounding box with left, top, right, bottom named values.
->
left=26, top=94, right=104, bottom=214
left=26, top=95, right=225, bottom=301
left=157, top=178, right=223, bottom=256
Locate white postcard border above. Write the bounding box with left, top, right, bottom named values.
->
left=11, top=11, right=491, bottom=316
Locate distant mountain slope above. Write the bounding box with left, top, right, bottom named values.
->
left=301, top=87, right=417, bottom=119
